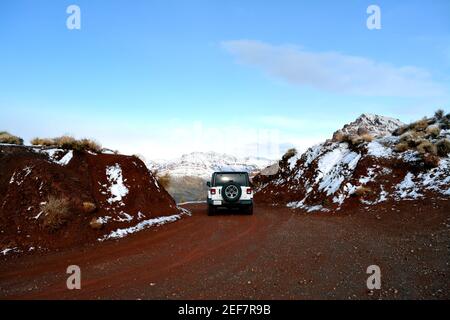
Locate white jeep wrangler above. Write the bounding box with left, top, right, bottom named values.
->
left=206, top=172, right=253, bottom=215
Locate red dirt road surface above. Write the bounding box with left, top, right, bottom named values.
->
left=1, top=202, right=449, bottom=300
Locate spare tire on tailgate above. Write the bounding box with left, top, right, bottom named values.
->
left=221, top=182, right=242, bottom=203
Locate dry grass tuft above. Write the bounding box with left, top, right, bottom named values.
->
left=416, top=140, right=437, bottom=155
left=82, top=202, right=97, bottom=214
left=333, top=132, right=345, bottom=142
left=393, top=125, right=409, bottom=136
left=31, top=137, right=56, bottom=146
left=394, top=142, right=410, bottom=153
left=30, top=136, right=102, bottom=152
left=410, top=118, right=429, bottom=132
left=89, top=218, right=104, bottom=230
left=282, top=148, right=297, bottom=161
left=340, top=134, right=364, bottom=146
left=436, top=139, right=450, bottom=157
left=355, top=186, right=372, bottom=197
left=0, top=131, right=24, bottom=145
left=77, top=138, right=102, bottom=153
left=434, top=109, right=445, bottom=120
left=41, top=196, right=71, bottom=231
left=426, top=125, right=441, bottom=138
left=360, top=134, right=374, bottom=143
left=422, top=154, right=440, bottom=168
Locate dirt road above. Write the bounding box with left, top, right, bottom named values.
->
left=1, top=202, right=449, bottom=299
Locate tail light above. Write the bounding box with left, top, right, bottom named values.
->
left=247, top=188, right=252, bottom=194
left=210, top=188, right=216, bottom=195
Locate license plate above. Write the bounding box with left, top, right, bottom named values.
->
left=213, top=200, right=222, bottom=205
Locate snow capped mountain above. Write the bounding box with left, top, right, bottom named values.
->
left=148, top=151, right=274, bottom=179
left=333, top=113, right=404, bottom=140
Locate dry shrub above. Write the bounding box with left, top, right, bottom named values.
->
left=357, top=127, right=369, bottom=136
left=53, top=135, right=77, bottom=149
left=416, top=141, right=437, bottom=155
left=436, top=139, right=450, bottom=157
left=41, top=196, right=71, bottom=231
left=282, top=148, right=297, bottom=161
left=411, top=119, right=429, bottom=132
left=89, top=218, right=104, bottom=230
left=0, top=131, right=24, bottom=145
left=31, top=136, right=102, bottom=152
left=333, top=132, right=345, bottom=142
left=401, top=132, right=426, bottom=148
left=393, top=125, right=409, bottom=136
left=441, top=118, right=450, bottom=130
left=426, top=125, right=441, bottom=138
left=434, top=109, right=445, bottom=120
left=158, top=173, right=171, bottom=189
left=399, top=132, right=414, bottom=143
left=340, top=134, right=363, bottom=146
left=422, top=154, right=440, bottom=168
left=77, top=138, right=102, bottom=153
left=395, top=142, right=409, bottom=153
left=355, top=186, right=372, bottom=197
left=349, top=134, right=364, bottom=146
left=30, top=137, right=56, bottom=146
left=82, top=202, right=97, bottom=214
left=360, top=134, right=374, bottom=143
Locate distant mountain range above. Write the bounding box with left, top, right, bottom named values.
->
left=147, top=152, right=275, bottom=203
left=148, top=151, right=274, bottom=179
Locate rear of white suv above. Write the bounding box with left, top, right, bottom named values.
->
left=206, top=172, right=253, bottom=215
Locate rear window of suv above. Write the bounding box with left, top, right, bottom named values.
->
left=213, top=173, right=248, bottom=186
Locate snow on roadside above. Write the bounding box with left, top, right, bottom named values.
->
left=105, top=164, right=129, bottom=205
left=1, top=247, right=20, bottom=256
left=99, top=207, right=191, bottom=241
left=287, top=200, right=330, bottom=212
left=177, top=200, right=207, bottom=206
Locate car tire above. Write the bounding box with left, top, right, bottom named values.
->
left=208, top=205, right=216, bottom=216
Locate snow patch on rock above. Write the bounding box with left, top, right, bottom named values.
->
left=105, top=164, right=129, bottom=205
left=395, top=172, right=423, bottom=200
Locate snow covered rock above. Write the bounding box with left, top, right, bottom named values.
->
left=333, top=113, right=404, bottom=140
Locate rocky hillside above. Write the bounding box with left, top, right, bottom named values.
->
left=254, top=112, right=450, bottom=212
left=0, top=145, right=186, bottom=254
left=332, top=113, right=404, bottom=140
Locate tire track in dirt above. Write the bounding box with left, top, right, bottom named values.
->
left=1, top=201, right=448, bottom=300
left=1, top=204, right=267, bottom=299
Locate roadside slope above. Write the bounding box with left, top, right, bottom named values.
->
left=0, top=145, right=182, bottom=253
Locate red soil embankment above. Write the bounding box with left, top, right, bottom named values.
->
left=0, top=145, right=180, bottom=251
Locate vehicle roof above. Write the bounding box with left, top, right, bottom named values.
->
left=212, top=171, right=249, bottom=175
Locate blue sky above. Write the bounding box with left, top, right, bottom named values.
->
left=1, top=0, right=449, bottom=160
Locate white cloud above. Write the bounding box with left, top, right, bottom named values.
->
left=222, top=40, right=448, bottom=97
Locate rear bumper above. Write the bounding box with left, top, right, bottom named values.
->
left=207, top=199, right=253, bottom=207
